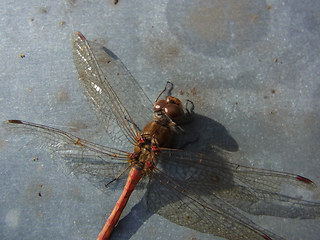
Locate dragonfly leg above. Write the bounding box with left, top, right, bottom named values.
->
left=184, top=99, right=195, bottom=123
left=154, top=81, right=174, bottom=102
left=104, top=166, right=131, bottom=188
left=124, top=115, right=141, bottom=132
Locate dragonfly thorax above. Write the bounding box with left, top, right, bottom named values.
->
left=139, top=121, right=173, bottom=147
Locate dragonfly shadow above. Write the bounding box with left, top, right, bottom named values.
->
left=173, top=113, right=239, bottom=153
left=112, top=201, right=153, bottom=240
left=102, top=46, right=119, bottom=60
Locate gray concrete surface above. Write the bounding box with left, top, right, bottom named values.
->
left=1, top=0, right=320, bottom=239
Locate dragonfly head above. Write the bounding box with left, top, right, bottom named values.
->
left=153, top=96, right=184, bottom=124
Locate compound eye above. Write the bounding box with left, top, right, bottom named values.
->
left=153, top=99, right=167, bottom=112
left=164, top=103, right=184, bottom=122
left=166, top=96, right=183, bottom=108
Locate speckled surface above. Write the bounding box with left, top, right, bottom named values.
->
left=1, top=1, right=320, bottom=239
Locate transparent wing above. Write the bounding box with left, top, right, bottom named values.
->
left=144, top=168, right=285, bottom=240
left=6, top=120, right=132, bottom=190
left=157, top=149, right=320, bottom=219
left=87, top=37, right=153, bottom=129
left=71, top=32, right=153, bottom=150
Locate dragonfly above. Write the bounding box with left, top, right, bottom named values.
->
left=7, top=32, right=320, bottom=240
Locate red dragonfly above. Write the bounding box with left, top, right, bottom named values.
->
left=7, top=32, right=320, bottom=240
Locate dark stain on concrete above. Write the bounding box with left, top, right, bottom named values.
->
left=166, top=0, right=270, bottom=57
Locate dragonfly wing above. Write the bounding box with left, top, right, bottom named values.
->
left=6, top=120, right=131, bottom=191
left=157, top=149, right=320, bottom=219
left=144, top=168, right=285, bottom=240
left=71, top=32, right=153, bottom=150
left=88, top=38, right=153, bottom=131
